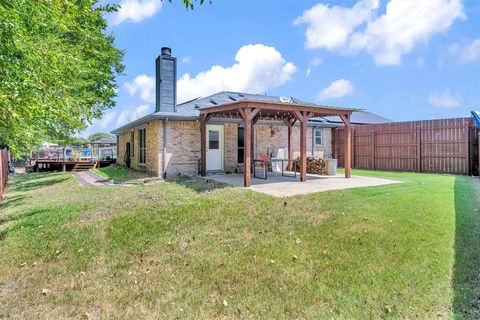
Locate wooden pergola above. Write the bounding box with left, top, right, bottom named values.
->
left=199, top=100, right=355, bottom=187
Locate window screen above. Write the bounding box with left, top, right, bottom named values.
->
left=208, top=130, right=220, bottom=149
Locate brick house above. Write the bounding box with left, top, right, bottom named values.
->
left=112, top=48, right=389, bottom=178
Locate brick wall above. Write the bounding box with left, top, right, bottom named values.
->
left=254, top=125, right=332, bottom=159
left=224, top=123, right=238, bottom=172
left=164, top=120, right=200, bottom=176
left=116, top=120, right=333, bottom=177
left=116, top=120, right=161, bottom=175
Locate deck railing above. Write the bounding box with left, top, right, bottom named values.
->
left=33, top=146, right=117, bottom=162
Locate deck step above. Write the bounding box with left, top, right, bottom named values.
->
left=72, top=161, right=97, bottom=172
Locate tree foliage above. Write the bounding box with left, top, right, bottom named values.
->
left=0, top=0, right=124, bottom=155
left=178, top=0, right=210, bottom=10
left=88, top=132, right=113, bottom=142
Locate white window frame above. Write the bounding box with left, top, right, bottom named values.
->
left=314, top=127, right=323, bottom=145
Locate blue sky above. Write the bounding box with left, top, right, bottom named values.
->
left=83, top=0, right=480, bottom=136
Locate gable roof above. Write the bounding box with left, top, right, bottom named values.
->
left=112, top=91, right=388, bottom=134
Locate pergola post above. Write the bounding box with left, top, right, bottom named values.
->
left=300, top=119, right=307, bottom=181
left=293, top=111, right=313, bottom=182
left=239, top=106, right=260, bottom=187
left=340, top=114, right=352, bottom=178
left=243, top=110, right=251, bottom=186
left=283, top=119, right=296, bottom=171
left=200, top=113, right=209, bottom=176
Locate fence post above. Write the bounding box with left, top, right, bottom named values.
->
left=416, top=125, right=421, bottom=172
left=478, top=132, right=480, bottom=178
left=371, top=130, right=375, bottom=170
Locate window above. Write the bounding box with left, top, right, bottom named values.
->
left=315, top=128, right=323, bottom=145
left=130, top=131, right=134, bottom=157
left=237, top=127, right=244, bottom=164
left=208, top=130, right=220, bottom=149
left=139, top=128, right=146, bottom=164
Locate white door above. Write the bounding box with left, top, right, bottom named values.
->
left=206, top=125, right=224, bottom=171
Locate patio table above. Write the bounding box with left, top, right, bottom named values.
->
left=253, top=158, right=299, bottom=179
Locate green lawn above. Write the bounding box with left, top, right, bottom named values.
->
left=91, top=165, right=155, bottom=183
left=0, top=170, right=479, bottom=319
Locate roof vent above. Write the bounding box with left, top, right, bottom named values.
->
left=228, top=95, right=237, bottom=101
left=238, top=93, right=245, bottom=97
left=194, top=104, right=200, bottom=109
left=279, top=96, right=293, bottom=103
left=209, top=99, right=218, bottom=105
left=161, top=47, right=172, bottom=56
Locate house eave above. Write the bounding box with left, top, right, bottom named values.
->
left=110, top=114, right=200, bottom=134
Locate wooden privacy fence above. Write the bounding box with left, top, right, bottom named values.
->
left=333, top=118, right=479, bottom=175
left=0, top=149, right=11, bottom=201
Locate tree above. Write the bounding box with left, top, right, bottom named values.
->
left=0, top=0, right=124, bottom=156
left=88, top=132, right=113, bottom=142
left=178, top=0, right=210, bottom=10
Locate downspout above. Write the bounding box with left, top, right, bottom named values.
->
left=163, top=118, right=168, bottom=179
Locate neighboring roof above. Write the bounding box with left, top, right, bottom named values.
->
left=90, top=137, right=117, bottom=144
left=322, top=111, right=391, bottom=125
left=111, top=91, right=386, bottom=134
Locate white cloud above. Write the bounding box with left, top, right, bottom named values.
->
left=116, top=104, right=151, bottom=127
left=449, top=39, right=480, bottom=64
left=306, top=57, right=322, bottom=76
left=294, top=0, right=380, bottom=51
left=111, top=0, right=162, bottom=26
left=310, top=57, right=322, bottom=66
left=124, top=74, right=155, bottom=103
left=98, top=112, right=117, bottom=129
left=181, top=56, right=192, bottom=64
left=124, top=44, right=296, bottom=104
left=428, top=90, right=461, bottom=108
left=295, top=0, right=466, bottom=66
left=316, top=79, right=354, bottom=101
left=177, top=44, right=296, bottom=102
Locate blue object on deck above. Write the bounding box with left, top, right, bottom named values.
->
left=82, top=149, right=91, bottom=157
left=471, top=111, right=480, bottom=127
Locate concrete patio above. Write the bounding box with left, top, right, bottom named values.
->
left=205, top=172, right=402, bottom=197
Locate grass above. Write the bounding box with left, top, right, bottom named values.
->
left=0, top=170, right=479, bottom=319
left=91, top=165, right=156, bottom=183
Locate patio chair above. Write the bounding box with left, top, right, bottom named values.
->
left=258, top=154, right=272, bottom=171
left=253, top=154, right=271, bottom=179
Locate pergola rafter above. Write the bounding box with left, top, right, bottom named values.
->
left=199, top=100, right=355, bottom=187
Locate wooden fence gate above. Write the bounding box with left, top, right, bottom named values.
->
left=333, top=118, right=478, bottom=175
left=0, top=149, right=11, bottom=201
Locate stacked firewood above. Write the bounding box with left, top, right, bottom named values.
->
left=295, top=157, right=325, bottom=174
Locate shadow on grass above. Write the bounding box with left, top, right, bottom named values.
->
left=453, top=176, right=480, bottom=318
left=8, top=173, right=69, bottom=193
left=174, top=177, right=231, bottom=193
